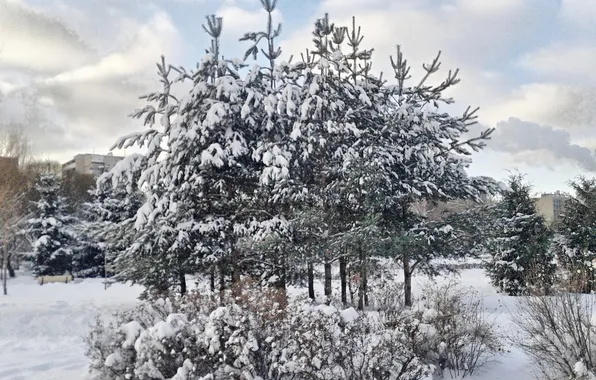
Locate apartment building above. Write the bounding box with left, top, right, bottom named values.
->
left=62, top=153, right=124, bottom=177
left=534, top=192, right=568, bottom=224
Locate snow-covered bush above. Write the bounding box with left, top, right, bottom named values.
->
left=512, top=292, right=596, bottom=380
left=369, top=276, right=405, bottom=322
left=85, top=288, right=430, bottom=380
left=335, top=312, right=429, bottom=380
left=407, top=281, right=502, bottom=378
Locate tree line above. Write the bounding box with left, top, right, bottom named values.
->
left=3, top=0, right=595, bottom=308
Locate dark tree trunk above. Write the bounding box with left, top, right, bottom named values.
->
left=308, top=261, right=315, bottom=300
left=363, top=263, right=369, bottom=307
left=276, top=249, right=287, bottom=292
left=339, top=255, right=347, bottom=305
left=348, top=266, right=354, bottom=305
left=7, top=260, right=15, bottom=278
left=403, top=252, right=413, bottom=307
left=179, top=270, right=187, bottom=296
left=210, top=266, right=215, bottom=293
left=219, top=260, right=226, bottom=305
left=272, top=248, right=288, bottom=308
left=6, top=250, right=15, bottom=278
left=358, top=242, right=366, bottom=311
left=324, top=251, right=332, bottom=301
left=231, top=246, right=241, bottom=299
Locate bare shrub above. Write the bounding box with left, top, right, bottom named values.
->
left=370, top=277, right=405, bottom=313
left=336, top=314, right=429, bottom=380
left=512, top=292, right=596, bottom=380
left=410, top=281, right=503, bottom=378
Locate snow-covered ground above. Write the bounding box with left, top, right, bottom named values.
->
left=0, top=276, right=143, bottom=380
left=0, top=270, right=533, bottom=380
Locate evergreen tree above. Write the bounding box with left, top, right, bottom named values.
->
left=552, top=177, right=596, bottom=292
left=486, top=175, right=554, bottom=296
left=90, top=155, right=146, bottom=286
left=22, top=172, right=74, bottom=276
left=332, top=45, right=499, bottom=306
left=240, top=9, right=387, bottom=303
left=109, top=18, right=260, bottom=297
left=71, top=220, right=105, bottom=278
left=241, top=8, right=499, bottom=307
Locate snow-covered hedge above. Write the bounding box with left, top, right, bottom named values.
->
left=85, top=290, right=430, bottom=380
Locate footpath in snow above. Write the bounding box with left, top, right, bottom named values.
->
left=0, top=269, right=533, bottom=380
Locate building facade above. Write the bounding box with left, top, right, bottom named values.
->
left=62, top=153, right=124, bottom=177
left=534, top=192, right=568, bottom=224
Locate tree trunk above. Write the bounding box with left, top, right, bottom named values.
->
left=348, top=266, right=355, bottom=305
left=308, top=261, right=315, bottom=300
left=273, top=248, right=287, bottom=308
left=231, top=246, right=241, bottom=299
left=2, top=245, right=8, bottom=295
left=363, top=262, right=369, bottom=307
left=210, top=266, right=215, bottom=293
left=219, top=260, right=226, bottom=305
left=324, top=251, right=332, bottom=301
left=7, top=260, right=15, bottom=278
left=179, top=270, right=187, bottom=296
left=358, top=242, right=365, bottom=311
left=6, top=250, right=15, bottom=278
left=403, top=252, right=413, bottom=307
left=339, top=255, right=347, bottom=305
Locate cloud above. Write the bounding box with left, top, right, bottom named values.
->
left=488, top=117, right=596, bottom=172
left=483, top=83, right=596, bottom=134
left=559, top=0, right=596, bottom=31
left=43, top=12, right=178, bottom=85
left=280, top=0, right=549, bottom=77
left=0, top=0, right=94, bottom=73
left=0, top=1, right=182, bottom=162
left=216, top=3, right=283, bottom=42
left=518, top=44, right=596, bottom=83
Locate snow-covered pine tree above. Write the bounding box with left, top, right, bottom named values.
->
left=110, top=18, right=260, bottom=297
left=348, top=45, right=500, bottom=306
left=72, top=165, right=144, bottom=279
left=71, top=218, right=105, bottom=278
left=486, top=175, right=554, bottom=296
left=552, top=177, right=596, bottom=293
left=241, top=9, right=385, bottom=302
left=22, top=172, right=75, bottom=276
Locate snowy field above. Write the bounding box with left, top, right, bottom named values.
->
left=0, top=277, right=143, bottom=380
left=0, top=269, right=534, bottom=380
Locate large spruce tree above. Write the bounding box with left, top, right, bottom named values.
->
left=486, top=175, right=554, bottom=296
left=23, top=172, right=74, bottom=276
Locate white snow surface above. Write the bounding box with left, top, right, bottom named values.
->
left=0, top=276, right=143, bottom=380
left=0, top=268, right=536, bottom=380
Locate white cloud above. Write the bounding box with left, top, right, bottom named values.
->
left=0, top=1, right=183, bottom=162
left=0, top=0, right=94, bottom=73
left=216, top=4, right=283, bottom=42
left=518, top=44, right=596, bottom=83
left=488, top=118, right=596, bottom=172
left=483, top=83, right=596, bottom=133
left=279, top=0, right=546, bottom=89
left=43, top=12, right=179, bottom=85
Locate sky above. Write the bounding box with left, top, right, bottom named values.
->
left=0, top=0, right=595, bottom=193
